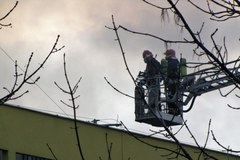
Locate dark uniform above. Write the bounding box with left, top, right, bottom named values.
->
left=144, top=56, right=161, bottom=110
left=164, top=56, right=180, bottom=115
left=145, top=58, right=161, bottom=77
left=166, top=56, right=180, bottom=94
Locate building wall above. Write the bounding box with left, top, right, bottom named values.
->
left=0, top=104, right=239, bottom=160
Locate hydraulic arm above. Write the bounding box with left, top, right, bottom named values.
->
left=182, top=64, right=240, bottom=105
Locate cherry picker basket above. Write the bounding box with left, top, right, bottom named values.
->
left=134, top=72, right=183, bottom=127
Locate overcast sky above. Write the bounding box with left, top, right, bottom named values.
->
left=1, top=0, right=240, bottom=152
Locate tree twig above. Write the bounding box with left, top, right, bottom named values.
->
left=55, top=53, right=85, bottom=160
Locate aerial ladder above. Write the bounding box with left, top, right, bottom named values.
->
left=134, top=59, right=240, bottom=127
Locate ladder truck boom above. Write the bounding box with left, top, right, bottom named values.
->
left=182, top=66, right=240, bottom=105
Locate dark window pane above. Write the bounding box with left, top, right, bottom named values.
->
left=16, top=153, right=50, bottom=160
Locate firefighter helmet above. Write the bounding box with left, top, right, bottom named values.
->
left=143, top=50, right=153, bottom=59
left=165, top=49, right=176, bottom=57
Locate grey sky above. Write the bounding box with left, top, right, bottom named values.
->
left=1, top=0, right=240, bottom=151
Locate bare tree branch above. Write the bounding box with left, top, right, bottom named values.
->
left=188, top=0, right=240, bottom=21
left=105, top=133, right=113, bottom=160
left=46, top=143, right=58, bottom=160
left=0, top=35, right=64, bottom=104
left=104, top=77, right=134, bottom=99
left=55, top=53, right=85, bottom=160
left=211, top=130, right=240, bottom=153
left=120, top=121, right=188, bottom=159
left=184, top=120, right=218, bottom=160
left=0, top=1, right=18, bottom=29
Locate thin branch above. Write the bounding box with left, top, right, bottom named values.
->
left=8, top=90, right=29, bottom=101
left=227, top=104, right=240, bottom=110
left=54, top=81, right=70, bottom=94
left=117, top=25, right=194, bottom=44
left=120, top=121, right=188, bottom=158
left=104, top=77, right=134, bottom=99
left=105, top=133, right=113, bottom=160
left=46, top=143, right=58, bottom=160
left=188, top=0, right=240, bottom=21
left=186, top=120, right=218, bottom=160
left=0, top=35, right=64, bottom=104
left=211, top=130, right=240, bottom=153
left=0, top=1, right=18, bottom=28
left=55, top=53, right=84, bottom=160
left=110, top=16, right=136, bottom=84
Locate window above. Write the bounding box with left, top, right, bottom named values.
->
left=16, top=153, right=50, bottom=160
left=0, top=150, right=2, bottom=160
left=0, top=149, right=7, bottom=160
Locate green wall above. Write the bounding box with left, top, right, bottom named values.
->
left=0, top=104, right=239, bottom=160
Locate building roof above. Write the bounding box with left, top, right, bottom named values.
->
left=2, top=103, right=240, bottom=159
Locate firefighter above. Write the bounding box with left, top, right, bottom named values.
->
left=142, top=50, right=161, bottom=112
left=161, top=49, right=180, bottom=115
